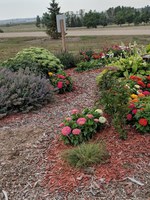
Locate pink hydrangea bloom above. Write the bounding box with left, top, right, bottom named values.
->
left=71, top=109, right=79, bottom=115
left=87, top=114, right=94, bottom=119
left=72, top=128, right=81, bottom=135
left=57, top=81, right=63, bottom=89
left=126, top=114, right=132, bottom=121
left=61, top=126, right=71, bottom=136
left=77, top=118, right=86, bottom=125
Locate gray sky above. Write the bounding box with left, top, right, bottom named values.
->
left=0, top=0, right=149, bottom=20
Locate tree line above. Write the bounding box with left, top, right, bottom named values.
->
left=36, top=0, right=150, bottom=38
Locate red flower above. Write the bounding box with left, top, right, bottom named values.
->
left=137, top=81, right=146, bottom=88
left=57, top=74, right=65, bottom=79
left=126, top=114, right=132, bottom=121
left=146, top=76, right=150, bottom=81
left=147, top=83, right=150, bottom=88
left=132, top=109, right=137, bottom=114
left=142, top=91, right=150, bottom=96
left=138, top=118, right=148, bottom=126
left=57, top=81, right=63, bottom=89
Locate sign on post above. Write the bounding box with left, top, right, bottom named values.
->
left=56, top=14, right=66, bottom=52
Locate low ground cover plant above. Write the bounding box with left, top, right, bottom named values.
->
left=60, top=108, right=107, bottom=146
left=48, top=70, right=73, bottom=93
left=0, top=67, right=53, bottom=118
left=2, top=47, right=63, bottom=76
left=62, top=142, right=109, bottom=168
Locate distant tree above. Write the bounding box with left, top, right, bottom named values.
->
left=42, top=0, right=61, bottom=39
left=115, top=11, right=126, bottom=26
left=99, top=12, right=108, bottom=27
left=83, top=10, right=99, bottom=28
left=141, top=6, right=150, bottom=24
left=36, top=15, right=41, bottom=28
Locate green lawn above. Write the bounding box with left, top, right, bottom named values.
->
left=0, top=35, right=150, bottom=62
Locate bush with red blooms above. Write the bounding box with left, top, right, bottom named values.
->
left=48, top=70, right=73, bottom=93
left=127, top=75, right=150, bottom=133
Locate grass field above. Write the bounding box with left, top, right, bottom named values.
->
left=0, top=35, right=150, bottom=62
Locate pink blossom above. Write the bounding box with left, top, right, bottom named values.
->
left=128, top=103, right=135, bottom=109
left=94, top=119, right=99, bottom=122
left=61, top=126, right=71, bottom=136
left=66, top=117, right=72, bottom=121
left=57, top=74, right=66, bottom=79
left=59, top=122, right=64, bottom=127
left=57, top=81, right=63, bottom=89
left=132, top=109, right=137, bottom=114
left=126, top=114, right=132, bottom=121
left=87, top=114, right=94, bottom=119
left=142, top=91, right=150, bottom=96
left=77, top=118, right=86, bottom=125
left=71, top=109, right=79, bottom=115
left=72, top=129, right=81, bottom=135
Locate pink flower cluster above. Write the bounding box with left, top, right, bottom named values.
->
left=77, top=118, right=86, bottom=125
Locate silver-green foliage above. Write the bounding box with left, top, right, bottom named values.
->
left=0, top=67, right=53, bottom=118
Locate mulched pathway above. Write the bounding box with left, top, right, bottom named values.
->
left=0, top=68, right=150, bottom=200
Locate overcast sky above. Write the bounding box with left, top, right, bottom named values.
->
left=0, top=0, right=149, bottom=20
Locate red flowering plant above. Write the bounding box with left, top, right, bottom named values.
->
left=48, top=70, right=73, bottom=94
left=60, top=108, right=107, bottom=146
left=127, top=94, right=150, bottom=133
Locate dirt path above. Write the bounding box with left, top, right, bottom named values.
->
left=0, top=26, right=149, bottom=38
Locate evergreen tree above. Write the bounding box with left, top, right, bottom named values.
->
left=42, top=0, right=61, bottom=39
left=36, top=15, right=41, bottom=28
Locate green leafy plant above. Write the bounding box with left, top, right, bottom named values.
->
left=2, top=47, right=63, bottom=75
left=97, top=71, right=131, bottom=139
left=48, top=70, right=73, bottom=93
left=55, top=51, right=80, bottom=69
left=60, top=108, right=107, bottom=146
left=0, top=67, right=53, bottom=118
left=62, top=142, right=109, bottom=168
left=76, top=60, right=104, bottom=72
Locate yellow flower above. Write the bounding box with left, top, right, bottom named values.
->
left=48, top=72, right=53, bottom=76
left=131, top=94, right=138, bottom=99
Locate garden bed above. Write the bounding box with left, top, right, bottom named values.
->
left=0, top=68, right=150, bottom=200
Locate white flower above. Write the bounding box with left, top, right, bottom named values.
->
left=134, top=85, right=140, bottom=89
left=99, top=116, right=107, bottom=123
left=95, top=109, right=103, bottom=115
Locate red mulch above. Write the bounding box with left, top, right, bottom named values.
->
left=41, top=127, right=150, bottom=193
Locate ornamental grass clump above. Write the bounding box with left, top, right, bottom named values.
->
left=60, top=108, right=107, bottom=146
left=0, top=67, right=53, bottom=118
left=48, top=70, right=73, bottom=93
left=62, top=142, right=110, bottom=168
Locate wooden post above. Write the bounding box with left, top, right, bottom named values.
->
left=60, top=19, right=66, bottom=52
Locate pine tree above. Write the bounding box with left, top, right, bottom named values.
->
left=36, top=15, right=41, bottom=28
left=42, top=0, right=61, bottom=39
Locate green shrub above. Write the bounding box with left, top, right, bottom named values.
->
left=60, top=108, right=107, bottom=146
left=76, top=60, right=104, bottom=72
left=2, top=47, right=63, bottom=75
left=55, top=51, right=80, bottom=69
left=48, top=70, right=73, bottom=93
left=0, top=29, right=4, bottom=33
left=98, top=71, right=131, bottom=139
left=108, top=55, right=150, bottom=78
left=62, top=142, right=109, bottom=168
left=0, top=67, right=53, bottom=118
